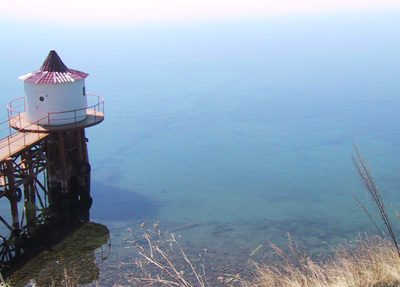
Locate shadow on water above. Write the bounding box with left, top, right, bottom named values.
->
left=2, top=209, right=109, bottom=286
left=1, top=181, right=159, bottom=286
left=90, top=181, right=159, bottom=222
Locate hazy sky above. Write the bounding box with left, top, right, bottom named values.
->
left=2, top=0, right=400, bottom=26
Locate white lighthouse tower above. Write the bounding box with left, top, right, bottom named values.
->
left=18, top=50, right=89, bottom=125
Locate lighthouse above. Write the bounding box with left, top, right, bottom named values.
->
left=19, top=50, right=89, bottom=125
left=6, top=50, right=104, bottom=209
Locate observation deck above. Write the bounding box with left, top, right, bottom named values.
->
left=7, top=94, right=104, bottom=133
left=0, top=94, right=104, bottom=163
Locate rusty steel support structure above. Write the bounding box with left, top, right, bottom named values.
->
left=46, top=138, right=58, bottom=193
left=0, top=139, right=50, bottom=234
left=44, top=130, right=91, bottom=207
left=56, top=132, right=68, bottom=195
left=0, top=128, right=92, bottom=235
left=5, top=159, right=19, bottom=232
left=0, top=129, right=94, bottom=269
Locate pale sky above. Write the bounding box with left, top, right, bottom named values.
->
left=2, top=0, right=400, bottom=26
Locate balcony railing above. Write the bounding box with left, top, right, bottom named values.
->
left=7, top=93, right=104, bottom=129
left=0, top=116, right=48, bottom=160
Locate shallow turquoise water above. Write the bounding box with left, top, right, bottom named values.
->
left=1, top=10, right=400, bottom=285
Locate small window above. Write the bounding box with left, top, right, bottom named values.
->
left=36, top=91, right=47, bottom=102
left=83, top=87, right=86, bottom=96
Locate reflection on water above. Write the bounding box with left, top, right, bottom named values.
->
left=4, top=210, right=109, bottom=286
left=3, top=181, right=161, bottom=286
left=11, top=222, right=109, bottom=286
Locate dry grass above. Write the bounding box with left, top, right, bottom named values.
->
left=0, top=272, right=12, bottom=287
left=128, top=226, right=400, bottom=287
left=241, top=234, right=400, bottom=287
left=59, top=268, right=79, bottom=287
left=126, top=222, right=210, bottom=287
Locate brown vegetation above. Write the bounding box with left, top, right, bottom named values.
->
left=241, top=234, right=400, bottom=287
left=126, top=222, right=210, bottom=287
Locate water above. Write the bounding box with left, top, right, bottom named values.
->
left=1, top=9, right=400, bottom=285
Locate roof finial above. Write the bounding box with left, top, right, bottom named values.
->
left=40, top=50, right=68, bottom=72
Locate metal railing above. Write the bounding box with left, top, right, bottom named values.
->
left=0, top=116, right=48, bottom=160
left=7, top=97, right=26, bottom=124
left=47, top=93, right=104, bottom=126
left=7, top=93, right=104, bottom=128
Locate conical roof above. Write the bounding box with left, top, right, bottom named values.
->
left=40, top=50, right=68, bottom=72
left=19, top=50, right=89, bottom=84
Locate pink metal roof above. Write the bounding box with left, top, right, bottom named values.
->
left=19, top=50, right=89, bottom=84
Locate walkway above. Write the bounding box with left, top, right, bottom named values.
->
left=0, top=119, right=49, bottom=163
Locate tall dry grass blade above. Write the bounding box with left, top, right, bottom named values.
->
left=170, top=233, right=206, bottom=286
left=269, top=242, right=292, bottom=266
left=352, top=145, right=400, bottom=259
left=287, top=232, right=307, bottom=268
left=353, top=195, right=385, bottom=238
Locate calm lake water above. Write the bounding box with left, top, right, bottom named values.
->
left=1, top=10, right=400, bottom=286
